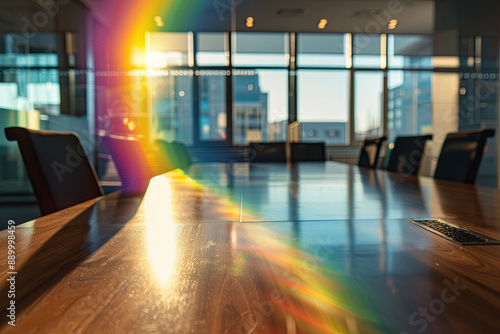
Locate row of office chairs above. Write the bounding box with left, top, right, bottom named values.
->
left=359, top=129, right=495, bottom=184
left=248, top=142, right=326, bottom=163
left=5, top=127, right=192, bottom=216
left=247, top=129, right=494, bottom=186
left=4, top=126, right=495, bottom=217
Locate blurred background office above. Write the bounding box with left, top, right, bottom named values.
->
left=0, top=0, right=499, bottom=224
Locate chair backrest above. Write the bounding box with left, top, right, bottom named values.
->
left=358, top=136, right=387, bottom=169
left=170, top=141, right=192, bottom=171
left=290, top=142, right=325, bottom=162
left=248, top=142, right=286, bottom=162
left=434, top=129, right=495, bottom=184
left=386, top=135, right=433, bottom=175
left=154, top=139, right=177, bottom=172
left=5, top=127, right=103, bottom=216
left=103, top=134, right=155, bottom=193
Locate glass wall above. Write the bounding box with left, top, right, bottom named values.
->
left=0, top=3, right=97, bottom=211
left=0, top=31, right=94, bottom=198
left=458, top=72, right=498, bottom=187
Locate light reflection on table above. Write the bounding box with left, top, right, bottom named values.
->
left=1, top=162, right=499, bottom=334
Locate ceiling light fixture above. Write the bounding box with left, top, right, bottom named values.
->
left=318, top=19, right=327, bottom=29
left=387, top=19, right=398, bottom=30
left=246, top=17, right=254, bottom=28
left=154, top=16, right=164, bottom=27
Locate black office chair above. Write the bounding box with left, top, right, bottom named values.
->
left=386, top=135, right=432, bottom=176
left=434, top=129, right=495, bottom=184
left=290, top=142, right=325, bottom=162
left=5, top=127, right=103, bottom=216
left=103, top=134, right=155, bottom=193
left=170, top=141, right=192, bottom=171
left=248, top=142, right=286, bottom=162
left=154, top=139, right=178, bottom=172
left=358, top=136, right=387, bottom=169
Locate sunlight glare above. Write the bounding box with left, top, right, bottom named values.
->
left=145, top=175, right=177, bottom=285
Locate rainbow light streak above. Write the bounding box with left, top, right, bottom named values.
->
left=92, top=1, right=385, bottom=331
left=143, top=171, right=384, bottom=332
left=233, top=223, right=384, bottom=334
left=92, top=0, right=195, bottom=164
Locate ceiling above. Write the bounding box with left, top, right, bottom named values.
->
left=0, top=0, right=435, bottom=35
left=169, top=0, right=435, bottom=34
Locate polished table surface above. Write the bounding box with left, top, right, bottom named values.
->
left=1, top=162, right=500, bottom=333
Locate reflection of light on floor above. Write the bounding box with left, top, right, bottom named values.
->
left=145, top=175, right=177, bottom=285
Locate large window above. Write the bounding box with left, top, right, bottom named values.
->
left=148, top=71, right=194, bottom=145
left=233, top=69, right=288, bottom=145
left=297, top=70, right=349, bottom=145
left=354, top=71, right=384, bottom=140
left=139, top=30, right=496, bottom=187
left=199, top=70, right=227, bottom=141
left=1, top=27, right=497, bottom=194
left=145, top=32, right=195, bottom=145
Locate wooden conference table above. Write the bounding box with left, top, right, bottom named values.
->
left=1, top=162, right=500, bottom=333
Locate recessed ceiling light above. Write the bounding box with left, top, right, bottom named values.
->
left=388, top=19, right=398, bottom=30
left=318, top=18, right=327, bottom=29
left=246, top=17, right=254, bottom=28
left=154, top=16, right=164, bottom=27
